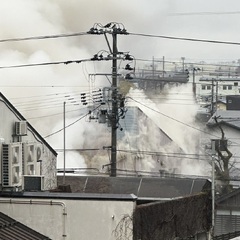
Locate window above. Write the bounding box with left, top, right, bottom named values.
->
left=202, top=85, right=211, bottom=90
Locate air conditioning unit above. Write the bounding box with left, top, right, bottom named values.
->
left=36, top=144, right=43, bottom=162
left=2, top=143, right=22, bottom=187
left=15, top=121, right=27, bottom=136
left=23, top=143, right=43, bottom=176
left=23, top=175, right=44, bottom=191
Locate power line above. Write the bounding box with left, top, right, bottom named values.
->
left=27, top=108, right=84, bottom=120
left=135, top=58, right=240, bottom=69
left=9, top=90, right=85, bottom=100
left=0, top=58, right=90, bottom=70
left=128, top=96, right=219, bottom=138
left=0, top=85, right=92, bottom=88
left=0, top=32, right=88, bottom=43
left=169, top=11, right=240, bottom=16
left=0, top=30, right=239, bottom=49
left=44, top=104, right=101, bottom=138
left=129, top=32, right=240, bottom=46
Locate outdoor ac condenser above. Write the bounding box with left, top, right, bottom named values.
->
left=15, top=121, right=27, bottom=136
left=23, top=175, right=44, bottom=191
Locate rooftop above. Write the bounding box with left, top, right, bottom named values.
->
left=0, top=211, right=51, bottom=240
left=57, top=176, right=210, bottom=200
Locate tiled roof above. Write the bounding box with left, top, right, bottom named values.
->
left=0, top=212, right=51, bottom=240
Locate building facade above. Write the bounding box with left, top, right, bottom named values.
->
left=0, top=92, right=57, bottom=191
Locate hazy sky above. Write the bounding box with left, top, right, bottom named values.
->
left=0, top=1, right=239, bottom=121
left=1, top=1, right=240, bottom=62
left=0, top=0, right=232, bottom=173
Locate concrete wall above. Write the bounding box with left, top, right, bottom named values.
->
left=0, top=197, right=135, bottom=240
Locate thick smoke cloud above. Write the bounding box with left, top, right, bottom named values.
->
left=0, top=1, right=237, bottom=174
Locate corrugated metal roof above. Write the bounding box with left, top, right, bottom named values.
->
left=0, top=212, right=51, bottom=240
left=207, top=110, right=240, bottom=130
left=57, top=176, right=210, bottom=200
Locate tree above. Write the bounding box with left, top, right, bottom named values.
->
left=113, top=214, right=133, bottom=240
left=213, top=116, right=233, bottom=194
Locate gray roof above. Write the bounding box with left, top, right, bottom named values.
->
left=0, top=211, right=51, bottom=240
left=216, top=187, right=240, bottom=205
left=207, top=110, right=240, bottom=130
left=57, top=176, right=210, bottom=200
left=0, top=191, right=137, bottom=201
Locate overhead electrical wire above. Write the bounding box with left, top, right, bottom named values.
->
left=0, top=30, right=238, bottom=46
left=0, top=85, right=92, bottom=88
left=8, top=90, right=86, bottom=100
left=0, top=32, right=88, bottom=43
left=19, top=103, right=80, bottom=112
left=169, top=11, right=240, bottom=16
left=11, top=92, right=82, bottom=105
left=0, top=29, right=239, bottom=52
left=13, top=94, right=83, bottom=108
left=129, top=32, right=240, bottom=46
left=0, top=58, right=91, bottom=70
left=136, top=58, right=240, bottom=69
left=128, top=96, right=220, bottom=138
left=27, top=108, right=85, bottom=120
left=13, top=88, right=103, bottom=111
left=44, top=104, right=101, bottom=139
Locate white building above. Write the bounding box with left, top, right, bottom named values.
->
left=0, top=176, right=210, bottom=240
left=0, top=92, right=57, bottom=191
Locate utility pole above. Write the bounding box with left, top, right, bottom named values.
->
left=110, top=32, right=118, bottom=177
left=63, top=101, right=66, bottom=185
left=152, top=56, right=155, bottom=79
left=181, top=57, right=185, bottom=72
left=216, top=81, right=218, bottom=110
left=192, top=67, right=200, bottom=99
left=210, top=139, right=216, bottom=239
left=88, top=23, right=129, bottom=177
left=211, top=79, right=215, bottom=116
left=162, top=56, right=165, bottom=78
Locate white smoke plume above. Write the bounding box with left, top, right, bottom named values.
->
left=0, top=0, right=173, bottom=173
left=0, top=1, right=228, bottom=176
left=124, top=85, right=210, bottom=176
